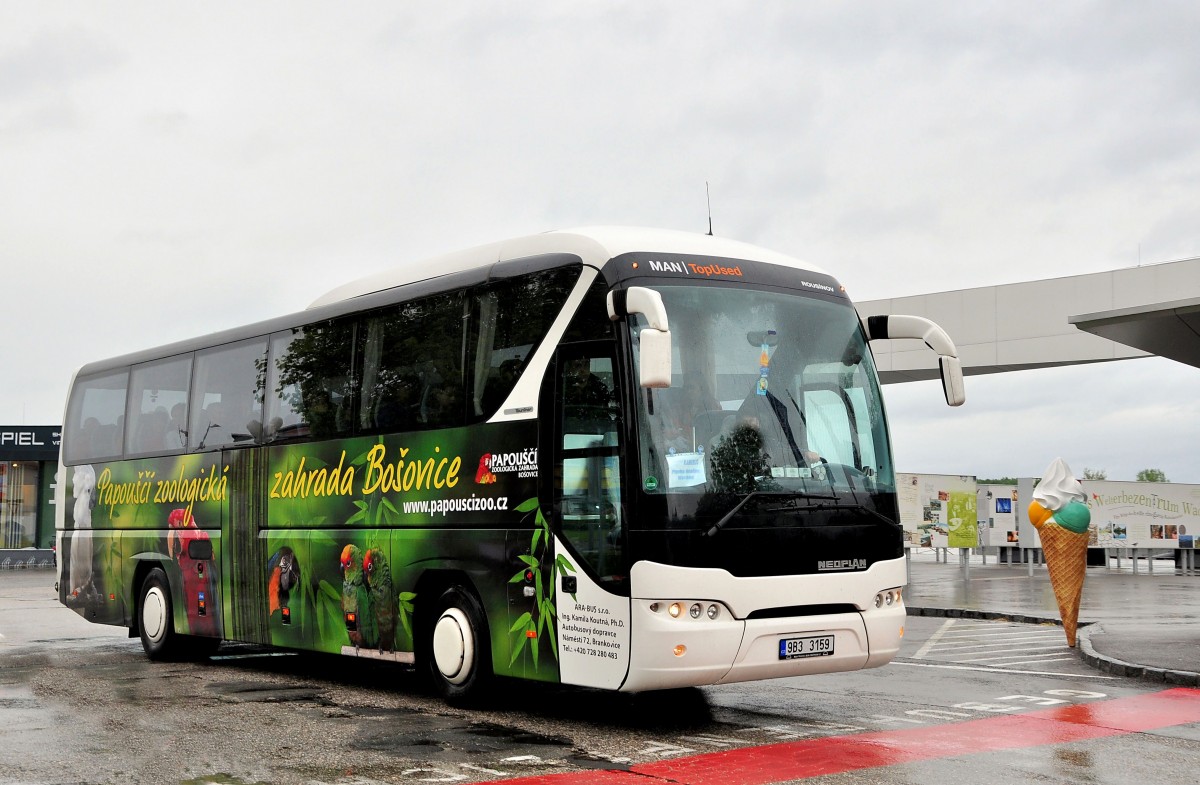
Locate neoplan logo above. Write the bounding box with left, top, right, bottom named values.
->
left=817, top=559, right=867, bottom=571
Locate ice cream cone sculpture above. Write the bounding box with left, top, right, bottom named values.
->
left=1028, top=458, right=1091, bottom=647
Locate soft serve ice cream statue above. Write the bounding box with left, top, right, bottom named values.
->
left=1027, top=458, right=1091, bottom=646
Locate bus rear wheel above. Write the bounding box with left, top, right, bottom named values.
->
left=139, top=567, right=185, bottom=661
left=425, top=586, right=492, bottom=702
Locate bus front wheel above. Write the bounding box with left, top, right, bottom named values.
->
left=138, top=568, right=185, bottom=661
left=425, top=587, right=492, bottom=702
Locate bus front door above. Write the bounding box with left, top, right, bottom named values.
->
left=548, top=346, right=632, bottom=690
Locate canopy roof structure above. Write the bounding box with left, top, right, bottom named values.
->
left=1069, top=297, right=1200, bottom=369
left=859, top=256, right=1200, bottom=383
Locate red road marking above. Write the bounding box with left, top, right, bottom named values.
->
left=492, top=688, right=1200, bottom=785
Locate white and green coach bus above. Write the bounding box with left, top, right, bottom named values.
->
left=57, top=227, right=963, bottom=700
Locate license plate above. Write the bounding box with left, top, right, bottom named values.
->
left=779, top=634, right=834, bottom=660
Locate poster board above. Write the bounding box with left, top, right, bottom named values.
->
left=977, top=484, right=1019, bottom=547
left=897, top=473, right=977, bottom=548
left=1083, top=480, right=1200, bottom=550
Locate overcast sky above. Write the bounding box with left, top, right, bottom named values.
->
left=3, top=2, right=1198, bottom=483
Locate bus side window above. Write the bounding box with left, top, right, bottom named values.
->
left=358, top=292, right=466, bottom=433
left=189, top=338, right=268, bottom=451
left=266, top=319, right=356, bottom=443
left=126, top=355, right=192, bottom=457
left=467, top=267, right=578, bottom=421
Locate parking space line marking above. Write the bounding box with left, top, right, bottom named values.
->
left=952, top=651, right=1072, bottom=663
left=890, top=660, right=1116, bottom=679
left=938, top=629, right=1061, bottom=638
left=969, top=662, right=1075, bottom=667
left=912, top=618, right=956, bottom=658
left=934, top=639, right=1064, bottom=649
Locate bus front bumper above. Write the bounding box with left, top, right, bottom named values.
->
left=621, top=559, right=907, bottom=692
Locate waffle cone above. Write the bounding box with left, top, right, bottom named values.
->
left=1039, top=524, right=1088, bottom=646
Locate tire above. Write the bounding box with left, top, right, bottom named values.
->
left=424, top=586, right=492, bottom=702
left=138, top=568, right=185, bottom=661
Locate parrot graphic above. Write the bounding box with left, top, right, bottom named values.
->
left=168, top=508, right=218, bottom=636
left=68, top=465, right=97, bottom=603
left=362, top=547, right=397, bottom=653
left=339, top=544, right=374, bottom=649
left=475, top=454, right=497, bottom=484
left=267, top=546, right=301, bottom=621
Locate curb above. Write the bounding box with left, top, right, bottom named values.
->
left=906, top=605, right=1066, bottom=627
left=909, top=605, right=1200, bottom=687
left=1077, top=623, right=1200, bottom=687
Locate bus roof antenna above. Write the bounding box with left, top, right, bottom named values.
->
left=706, top=181, right=714, bottom=236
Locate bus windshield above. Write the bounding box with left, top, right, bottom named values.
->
left=633, top=283, right=895, bottom=500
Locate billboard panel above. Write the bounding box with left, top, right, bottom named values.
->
left=898, top=473, right=977, bottom=549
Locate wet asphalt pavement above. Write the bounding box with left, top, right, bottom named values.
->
left=905, top=549, right=1200, bottom=681
left=3, top=565, right=1199, bottom=784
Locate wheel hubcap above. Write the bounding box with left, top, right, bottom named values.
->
left=142, top=587, right=167, bottom=644
left=432, top=608, right=475, bottom=685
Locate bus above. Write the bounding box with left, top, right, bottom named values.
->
left=56, top=226, right=964, bottom=700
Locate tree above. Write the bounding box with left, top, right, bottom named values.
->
left=1082, top=468, right=1107, bottom=480
left=1136, top=468, right=1168, bottom=483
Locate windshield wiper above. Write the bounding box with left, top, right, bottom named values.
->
left=702, top=491, right=839, bottom=538
left=792, top=500, right=899, bottom=527
left=760, top=492, right=841, bottom=513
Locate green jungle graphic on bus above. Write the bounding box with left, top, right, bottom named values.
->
left=62, top=453, right=226, bottom=632
left=62, top=421, right=565, bottom=681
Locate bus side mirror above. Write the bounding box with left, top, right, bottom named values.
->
left=862, top=314, right=966, bottom=407
left=608, top=287, right=672, bottom=389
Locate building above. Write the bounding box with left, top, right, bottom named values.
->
left=0, top=425, right=59, bottom=567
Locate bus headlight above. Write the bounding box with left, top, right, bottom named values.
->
left=648, top=600, right=729, bottom=621
left=873, top=588, right=903, bottom=609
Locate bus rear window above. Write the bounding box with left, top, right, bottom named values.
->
left=63, top=371, right=128, bottom=465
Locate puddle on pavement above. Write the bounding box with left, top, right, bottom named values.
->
left=347, top=709, right=574, bottom=759
left=180, top=775, right=272, bottom=785
left=207, top=680, right=332, bottom=705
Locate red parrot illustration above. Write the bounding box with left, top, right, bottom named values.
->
left=167, top=508, right=218, bottom=636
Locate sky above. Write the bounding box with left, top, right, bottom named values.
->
left=2, top=2, right=1198, bottom=483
